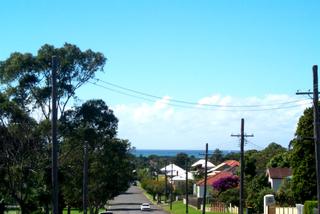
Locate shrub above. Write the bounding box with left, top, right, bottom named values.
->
left=304, top=201, right=317, bottom=214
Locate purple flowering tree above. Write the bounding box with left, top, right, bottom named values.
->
left=212, top=175, right=239, bottom=195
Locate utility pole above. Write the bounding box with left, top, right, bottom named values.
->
left=313, top=65, right=320, bottom=214
left=297, top=65, right=320, bottom=213
left=83, top=141, right=88, bottom=214
left=185, top=159, right=189, bottom=214
left=199, top=143, right=209, bottom=214
left=165, top=163, right=168, bottom=203
left=231, top=119, right=253, bottom=214
left=170, top=163, right=173, bottom=210
left=51, top=56, right=59, bottom=214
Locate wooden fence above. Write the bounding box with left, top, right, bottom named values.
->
left=275, top=207, right=298, bottom=214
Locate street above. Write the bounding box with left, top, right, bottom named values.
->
left=107, top=186, right=168, bottom=214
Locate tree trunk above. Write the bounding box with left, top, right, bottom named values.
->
left=45, top=203, right=49, bottom=214
left=0, top=201, right=5, bottom=214
left=67, top=205, right=71, bottom=214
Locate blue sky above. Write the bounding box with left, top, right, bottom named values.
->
left=1, top=1, right=319, bottom=150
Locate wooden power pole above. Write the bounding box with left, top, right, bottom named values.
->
left=297, top=65, right=320, bottom=213
left=231, top=118, right=253, bottom=214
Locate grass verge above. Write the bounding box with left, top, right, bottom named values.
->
left=163, top=201, right=225, bottom=214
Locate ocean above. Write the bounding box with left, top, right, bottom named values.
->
left=131, top=149, right=238, bottom=158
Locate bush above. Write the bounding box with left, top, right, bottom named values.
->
left=219, top=188, right=239, bottom=206
left=304, top=201, right=317, bottom=214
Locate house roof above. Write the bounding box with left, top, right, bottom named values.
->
left=172, top=172, right=194, bottom=181
left=160, top=163, right=185, bottom=176
left=267, top=168, right=292, bottom=179
left=197, top=171, right=234, bottom=186
left=208, top=160, right=239, bottom=174
left=191, top=159, right=215, bottom=168
left=224, top=160, right=240, bottom=167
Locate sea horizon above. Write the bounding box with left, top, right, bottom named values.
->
left=131, top=149, right=239, bottom=158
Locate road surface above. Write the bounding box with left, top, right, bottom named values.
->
left=107, top=186, right=168, bottom=214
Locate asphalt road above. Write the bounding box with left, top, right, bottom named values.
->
left=107, top=186, right=168, bottom=214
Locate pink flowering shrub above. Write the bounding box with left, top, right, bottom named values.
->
left=212, top=175, right=239, bottom=194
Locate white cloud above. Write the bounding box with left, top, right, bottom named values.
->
left=112, top=94, right=311, bottom=150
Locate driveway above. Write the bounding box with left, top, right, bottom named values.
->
left=107, top=186, right=168, bottom=214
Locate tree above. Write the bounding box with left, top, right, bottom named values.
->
left=254, top=143, right=286, bottom=174
left=210, top=148, right=224, bottom=165
left=60, top=99, right=133, bottom=214
left=276, top=178, right=295, bottom=206
left=219, top=188, right=240, bottom=206
left=0, top=93, right=47, bottom=213
left=0, top=43, right=106, bottom=119
left=267, top=152, right=290, bottom=168
left=245, top=174, right=270, bottom=213
left=0, top=44, right=107, bottom=213
left=174, top=153, right=189, bottom=169
left=290, top=107, right=317, bottom=203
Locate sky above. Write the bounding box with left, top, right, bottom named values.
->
left=1, top=0, right=320, bottom=150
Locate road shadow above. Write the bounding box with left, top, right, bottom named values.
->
left=120, top=192, right=136, bottom=195
left=109, top=202, right=142, bottom=206
left=108, top=208, right=142, bottom=211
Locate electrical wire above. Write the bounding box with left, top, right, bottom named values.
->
left=93, top=77, right=310, bottom=108
left=88, top=80, right=312, bottom=112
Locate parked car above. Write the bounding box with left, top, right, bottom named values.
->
left=140, top=203, right=151, bottom=211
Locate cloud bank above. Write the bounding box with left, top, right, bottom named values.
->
left=112, top=94, right=311, bottom=150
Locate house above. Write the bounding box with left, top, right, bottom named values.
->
left=194, top=171, right=234, bottom=198
left=160, top=163, right=186, bottom=177
left=266, top=167, right=292, bottom=192
left=172, top=172, right=194, bottom=182
left=208, top=160, right=240, bottom=176
left=160, top=164, right=194, bottom=187
left=191, top=159, right=215, bottom=169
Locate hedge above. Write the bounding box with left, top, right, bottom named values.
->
left=304, top=201, right=317, bottom=214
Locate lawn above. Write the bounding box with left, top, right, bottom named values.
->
left=163, top=201, right=225, bottom=214
left=5, top=208, right=105, bottom=214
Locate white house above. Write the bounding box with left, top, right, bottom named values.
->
left=266, top=168, right=292, bottom=192
left=160, top=163, right=185, bottom=177
left=191, top=159, right=215, bottom=169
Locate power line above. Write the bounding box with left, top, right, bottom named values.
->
left=93, top=77, right=309, bottom=108
left=88, top=81, right=311, bottom=112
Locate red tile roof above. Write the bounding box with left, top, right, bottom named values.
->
left=197, top=171, right=234, bottom=186
left=267, top=168, right=292, bottom=179
left=224, top=160, right=240, bottom=167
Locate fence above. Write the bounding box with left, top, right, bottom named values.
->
left=275, top=207, right=298, bottom=214
left=204, top=202, right=238, bottom=213
left=266, top=206, right=302, bottom=214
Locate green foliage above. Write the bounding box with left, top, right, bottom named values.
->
left=267, top=152, right=290, bottom=168
left=0, top=44, right=109, bottom=213
left=247, top=188, right=274, bottom=214
left=246, top=175, right=271, bottom=213
left=210, top=149, right=224, bottom=165
left=174, top=153, right=189, bottom=169
left=244, top=150, right=258, bottom=179
left=0, top=43, right=106, bottom=118
left=60, top=100, right=133, bottom=212
left=254, top=143, right=287, bottom=174
left=303, top=201, right=318, bottom=214
left=174, top=181, right=194, bottom=195
left=290, top=107, right=317, bottom=203
left=0, top=93, right=48, bottom=213
left=140, top=177, right=170, bottom=201
left=218, top=188, right=239, bottom=206
left=275, top=179, right=295, bottom=206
